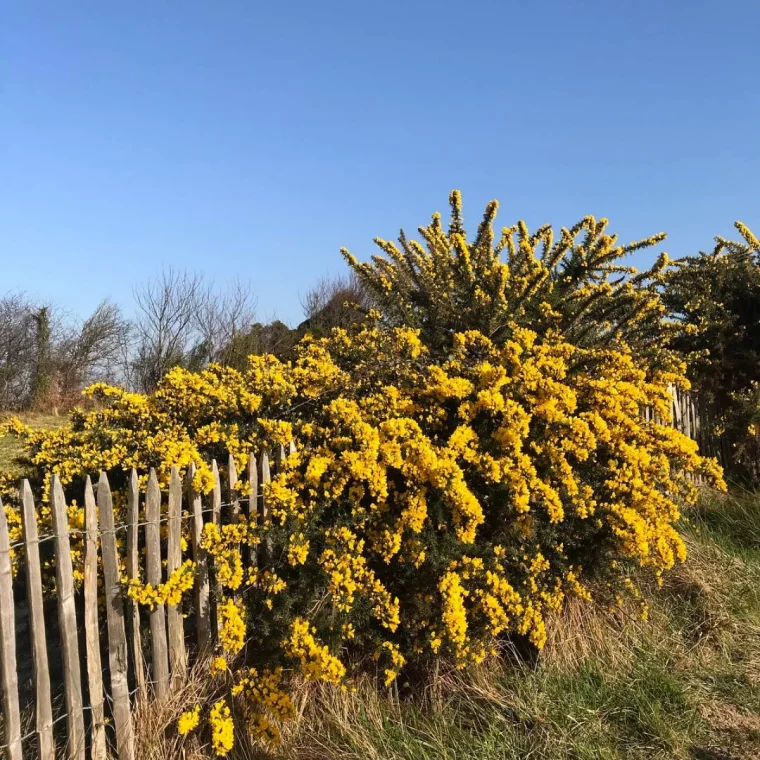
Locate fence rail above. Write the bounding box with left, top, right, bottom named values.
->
left=0, top=388, right=721, bottom=759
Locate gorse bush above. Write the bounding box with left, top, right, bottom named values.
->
left=343, top=190, right=675, bottom=366
left=0, top=193, right=725, bottom=755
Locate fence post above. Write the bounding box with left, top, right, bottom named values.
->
left=211, top=459, right=223, bottom=633
left=20, top=481, right=54, bottom=760
left=227, top=452, right=244, bottom=605
left=247, top=452, right=258, bottom=571
left=83, top=477, right=107, bottom=760
left=211, top=459, right=222, bottom=528
left=50, top=475, right=86, bottom=760
left=259, top=451, right=271, bottom=566
left=97, top=472, right=135, bottom=760
left=671, top=385, right=683, bottom=433
left=227, top=453, right=239, bottom=524
left=261, top=451, right=271, bottom=520
left=275, top=444, right=286, bottom=474
left=126, top=469, right=146, bottom=702
left=145, top=469, right=169, bottom=698
left=0, top=495, right=22, bottom=760
left=167, top=466, right=187, bottom=683
left=187, top=464, right=211, bottom=650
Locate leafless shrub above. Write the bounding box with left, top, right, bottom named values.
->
left=131, top=269, right=210, bottom=392
left=0, top=292, right=37, bottom=410
left=130, top=269, right=258, bottom=391
left=195, top=277, right=257, bottom=367
left=54, top=300, right=131, bottom=403
left=299, top=273, right=371, bottom=337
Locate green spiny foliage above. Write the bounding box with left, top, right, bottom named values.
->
left=663, top=221, right=760, bottom=483
left=342, top=191, right=675, bottom=366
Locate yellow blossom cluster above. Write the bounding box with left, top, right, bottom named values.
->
left=284, top=618, right=347, bottom=685
left=218, top=598, right=247, bottom=655
left=209, top=698, right=235, bottom=756
left=231, top=667, right=295, bottom=744
left=127, top=559, right=195, bottom=609
left=177, top=704, right=201, bottom=736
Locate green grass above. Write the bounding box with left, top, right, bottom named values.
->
left=0, top=411, right=67, bottom=474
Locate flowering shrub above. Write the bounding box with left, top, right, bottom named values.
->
left=342, top=190, right=676, bottom=367
left=0, top=194, right=725, bottom=754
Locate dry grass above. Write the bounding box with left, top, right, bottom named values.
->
left=124, top=489, right=760, bottom=760
left=132, top=661, right=224, bottom=760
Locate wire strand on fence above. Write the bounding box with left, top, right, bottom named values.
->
left=5, top=498, right=257, bottom=552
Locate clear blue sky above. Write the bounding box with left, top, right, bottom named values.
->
left=3, top=1, right=759, bottom=326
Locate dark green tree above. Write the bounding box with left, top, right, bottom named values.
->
left=30, top=306, right=53, bottom=410
left=663, top=221, right=760, bottom=408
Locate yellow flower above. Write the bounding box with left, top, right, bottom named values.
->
left=177, top=704, right=200, bottom=735
left=209, top=699, right=234, bottom=756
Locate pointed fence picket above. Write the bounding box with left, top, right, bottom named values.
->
left=83, top=478, right=107, bottom=760
left=97, top=472, right=135, bottom=760
left=211, top=458, right=224, bottom=633
left=145, top=469, right=170, bottom=699
left=167, top=467, right=187, bottom=683
left=246, top=452, right=258, bottom=571
left=20, top=481, right=54, bottom=760
left=0, top=495, right=22, bottom=760
left=187, top=464, right=211, bottom=650
left=125, top=468, right=146, bottom=704
left=227, top=453, right=239, bottom=523
left=50, top=475, right=85, bottom=760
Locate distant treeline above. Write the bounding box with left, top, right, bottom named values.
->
left=0, top=270, right=367, bottom=412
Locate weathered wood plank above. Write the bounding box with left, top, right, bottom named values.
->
left=245, top=452, right=258, bottom=571
left=0, top=495, right=22, bottom=760
left=261, top=451, right=271, bottom=521
left=83, top=477, right=107, bottom=760
left=97, top=472, right=135, bottom=760
left=166, top=466, right=187, bottom=682
left=125, top=469, right=146, bottom=702
left=187, top=464, right=211, bottom=650
left=145, top=469, right=169, bottom=698
left=259, top=451, right=272, bottom=565
left=50, top=474, right=86, bottom=760
left=275, top=444, right=285, bottom=473
left=20, top=481, right=54, bottom=760
left=227, top=453, right=239, bottom=523
left=211, top=458, right=222, bottom=528
left=211, top=459, right=223, bottom=632
left=247, top=451, right=258, bottom=527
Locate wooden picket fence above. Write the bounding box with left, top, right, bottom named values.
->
left=0, top=444, right=291, bottom=760
left=647, top=385, right=730, bottom=476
